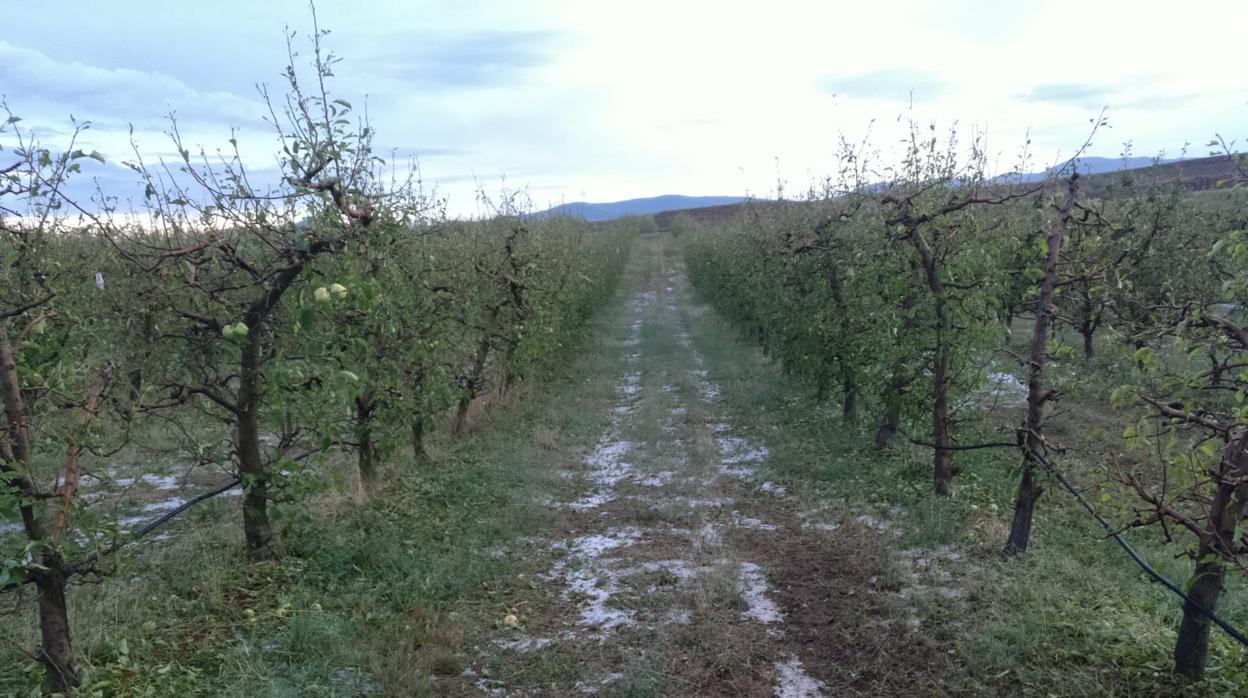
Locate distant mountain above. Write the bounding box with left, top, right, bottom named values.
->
left=650, top=155, right=1242, bottom=230
left=534, top=195, right=748, bottom=222
left=1054, top=155, right=1182, bottom=176
left=1004, top=156, right=1186, bottom=183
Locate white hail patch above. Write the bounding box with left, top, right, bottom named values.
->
left=492, top=636, right=554, bottom=653
left=566, top=492, right=616, bottom=511
left=140, top=497, right=187, bottom=513
left=545, top=528, right=643, bottom=638
left=721, top=464, right=759, bottom=479
left=461, top=668, right=507, bottom=696
left=731, top=511, right=778, bottom=531
left=758, top=481, right=788, bottom=496
left=109, top=473, right=182, bottom=490
left=584, top=439, right=634, bottom=487
left=671, top=496, right=735, bottom=509
left=634, top=471, right=675, bottom=487
left=694, top=522, right=721, bottom=547
left=724, top=445, right=770, bottom=465
left=737, top=561, right=783, bottom=625
left=618, top=372, right=642, bottom=396
left=665, top=608, right=693, bottom=625
left=773, top=656, right=827, bottom=698
left=566, top=528, right=641, bottom=559
left=575, top=672, right=624, bottom=694
left=633, top=559, right=711, bottom=581
left=854, top=514, right=895, bottom=533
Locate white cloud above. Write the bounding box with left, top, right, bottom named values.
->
left=2, top=0, right=1247, bottom=215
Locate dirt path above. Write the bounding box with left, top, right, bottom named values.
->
left=449, top=233, right=959, bottom=696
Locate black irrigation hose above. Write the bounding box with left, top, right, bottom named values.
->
left=69, top=477, right=243, bottom=574
left=897, top=425, right=1018, bottom=452
left=900, top=421, right=1248, bottom=648
left=1, top=477, right=242, bottom=594
left=1033, top=452, right=1248, bottom=649
left=908, top=438, right=1018, bottom=452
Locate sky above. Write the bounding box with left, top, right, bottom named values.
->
left=2, top=0, right=1246, bottom=217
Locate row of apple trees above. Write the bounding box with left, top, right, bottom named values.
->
left=0, top=35, right=634, bottom=694
left=678, top=121, right=1247, bottom=680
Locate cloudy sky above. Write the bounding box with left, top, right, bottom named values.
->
left=2, top=0, right=1246, bottom=216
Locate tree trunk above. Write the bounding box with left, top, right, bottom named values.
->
left=1004, top=464, right=1042, bottom=555
left=455, top=338, right=492, bottom=436
left=33, top=556, right=76, bottom=693
left=842, top=374, right=858, bottom=422
left=875, top=360, right=907, bottom=449
left=127, top=312, right=154, bottom=414
left=1174, top=553, right=1225, bottom=679
left=0, top=322, right=33, bottom=465
left=1072, top=283, right=1098, bottom=359
left=453, top=396, right=472, bottom=436
left=1080, top=298, right=1100, bottom=359
left=825, top=257, right=859, bottom=423
left=903, top=229, right=957, bottom=494
left=237, top=329, right=276, bottom=561
left=355, top=394, right=377, bottom=487
left=1208, top=348, right=1224, bottom=386
left=411, top=416, right=427, bottom=461
left=1, top=322, right=80, bottom=692
left=931, top=342, right=954, bottom=495
left=1005, top=176, right=1074, bottom=556
left=928, top=264, right=955, bottom=495
left=876, top=274, right=920, bottom=450
left=1174, top=433, right=1248, bottom=678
